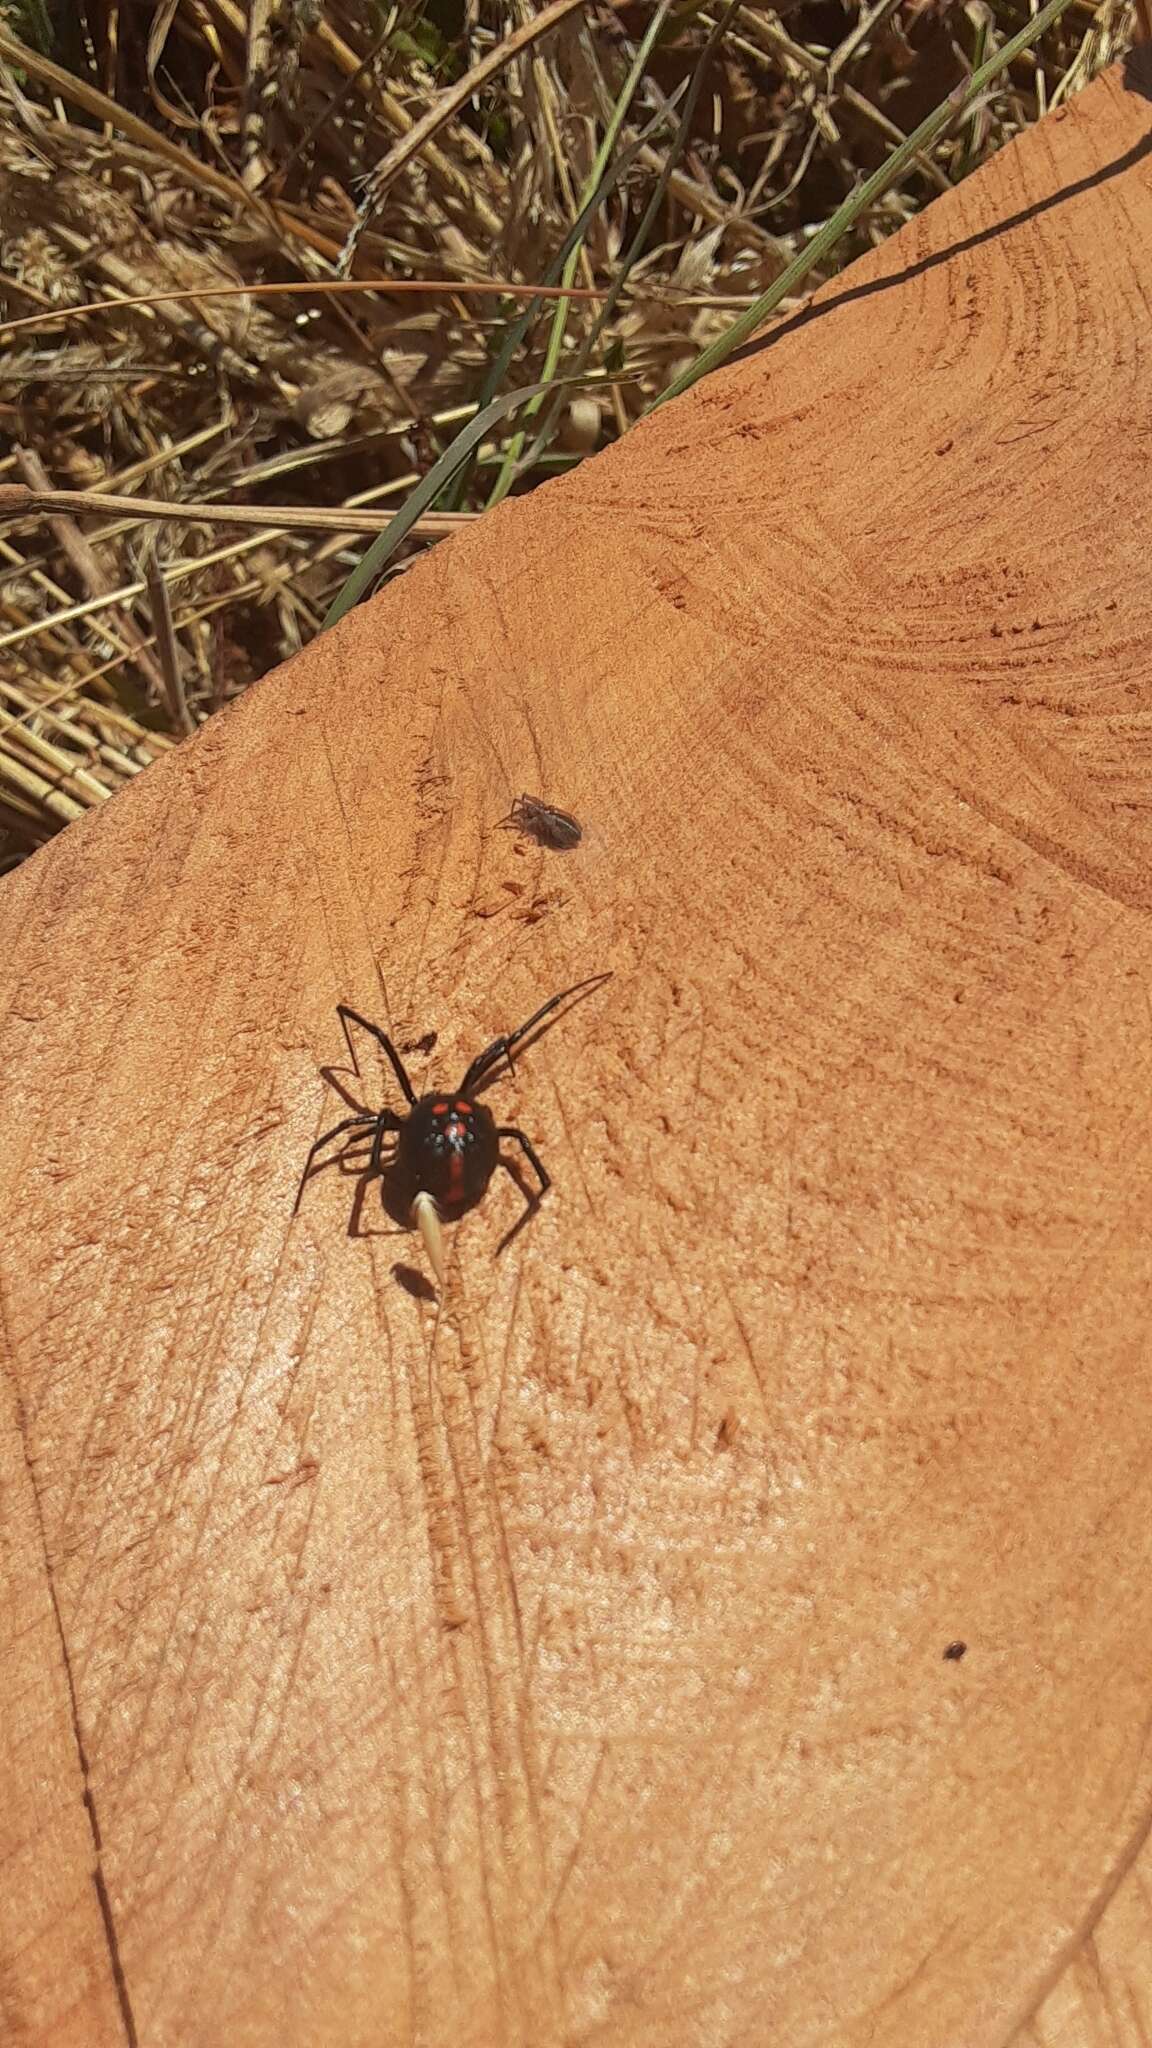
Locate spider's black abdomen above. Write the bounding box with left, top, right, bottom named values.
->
left=398, top=1093, right=500, bottom=1216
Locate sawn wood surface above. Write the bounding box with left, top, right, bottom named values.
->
left=4, top=56, right=1152, bottom=2048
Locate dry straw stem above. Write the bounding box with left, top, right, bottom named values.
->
left=0, top=20, right=255, bottom=212
left=0, top=277, right=608, bottom=345
left=0, top=484, right=474, bottom=541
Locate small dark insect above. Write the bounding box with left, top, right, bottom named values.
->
left=295, top=973, right=612, bottom=1283
left=942, top=1641, right=968, bottom=1662
left=502, top=793, right=583, bottom=851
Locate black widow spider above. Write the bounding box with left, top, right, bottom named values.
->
left=294, top=973, right=612, bottom=1281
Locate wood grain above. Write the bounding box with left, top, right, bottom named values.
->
left=4, top=57, right=1152, bottom=2048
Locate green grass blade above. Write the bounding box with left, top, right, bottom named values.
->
left=323, top=380, right=556, bottom=626
left=323, top=371, right=632, bottom=627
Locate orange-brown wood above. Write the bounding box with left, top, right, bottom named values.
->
left=4, top=58, right=1152, bottom=2048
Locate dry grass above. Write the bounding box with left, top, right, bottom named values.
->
left=0, top=0, right=1135, bottom=865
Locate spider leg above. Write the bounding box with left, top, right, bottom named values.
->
left=492, top=1129, right=552, bottom=1261
left=368, top=1107, right=403, bottom=1176
left=337, top=1004, right=418, bottom=1107
left=460, top=972, right=613, bottom=1094
left=496, top=1126, right=551, bottom=1198
left=462, top=1031, right=518, bottom=1094
left=293, top=1113, right=380, bottom=1213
